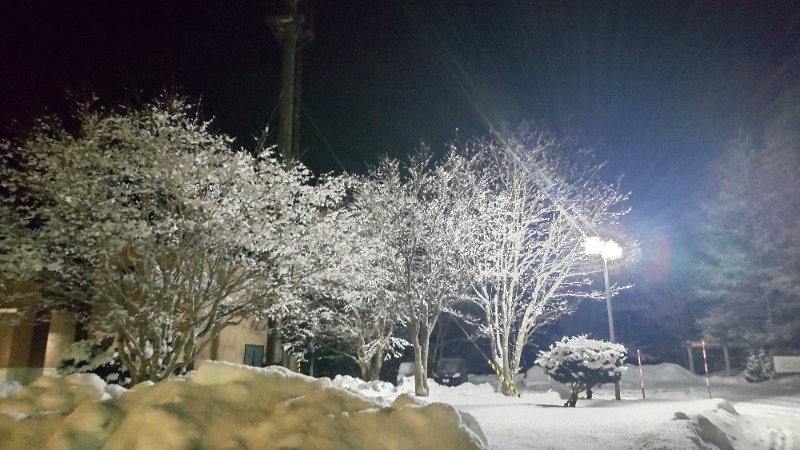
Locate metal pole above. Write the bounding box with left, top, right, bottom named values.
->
left=637, top=349, right=646, bottom=399
left=702, top=340, right=712, bottom=398
left=603, top=257, right=621, bottom=400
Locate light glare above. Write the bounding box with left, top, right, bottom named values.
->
left=584, top=236, right=604, bottom=255
left=603, top=240, right=623, bottom=260
left=584, top=236, right=622, bottom=260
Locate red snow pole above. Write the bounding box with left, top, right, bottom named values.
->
left=637, top=349, right=646, bottom=399
left=701, top=340, right=712, bottom=398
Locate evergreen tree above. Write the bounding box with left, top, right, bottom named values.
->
left=695, top=126, right=800, bottom=350
left=744, top=349, right=774, bottom=383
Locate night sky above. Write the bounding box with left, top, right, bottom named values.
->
left=3, top=1, right=799, bottom=354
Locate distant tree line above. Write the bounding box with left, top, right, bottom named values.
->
left=694, top=114, right=800, bottom=356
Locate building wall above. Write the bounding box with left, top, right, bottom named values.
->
left=0, top=311, right=19, bottom=368
left=0, top=308, right=74, bottom=385
left=1, top=311, right=34, bottom=371
left=43, top=310, right=77, bottom=368
left=195, top=318, right=269, bottom=366
left=2, top=274, right=277, bottom=384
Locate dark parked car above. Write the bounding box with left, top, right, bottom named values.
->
left=433, top=357, right=469, bottom=386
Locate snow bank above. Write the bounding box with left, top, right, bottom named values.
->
left=0, top=361, right=487, bottom=449
left=522, top=365, right=554, bottom=390
left=526, top=362, right=703, bottom=391
left=330, top=374, right=399, bottom=403
left=620, top=362, right=705, bottom=388
left=0, top=380, right=22, bottom=398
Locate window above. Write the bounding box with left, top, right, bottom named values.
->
left=243, top=344, right=265, bottom=367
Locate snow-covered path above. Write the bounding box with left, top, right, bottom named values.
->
left=442, top=392, right=800, bottom=450
left=423, top=366, right=800, bottom=450
left=445, top=396, right=733, bottom=449
left=734, top=395, right=799, bottom=450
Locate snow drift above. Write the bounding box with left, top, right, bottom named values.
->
left=0, top=361, right=487, bottom=449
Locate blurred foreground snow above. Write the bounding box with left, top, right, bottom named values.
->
left=0, top=361, right=486, bottom=449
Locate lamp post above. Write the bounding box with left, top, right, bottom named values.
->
left=585, top=236, right=623, bottom=400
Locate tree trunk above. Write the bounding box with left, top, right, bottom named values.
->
left=420, top=322, right=430, bottom=394
left=356, top=360, right=369, bottom=380
left=501, top=367, right=515, bottom=396
left=500, top=331, right=516, bottom=396
left=564, top=390, right=579, bottom=407
left=368, top=345, right=385, bottom=381
left=412, top=323, right=429, bottom=396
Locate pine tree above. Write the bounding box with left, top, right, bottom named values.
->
left=744, top=349, right=774, bottom=383
left=695, top=127, right=800, bottom=350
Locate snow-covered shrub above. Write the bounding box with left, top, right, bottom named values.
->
left=57, top=338, right=131, bottom=387
left=744, top=349, right=774, bottom=382
left=536, top=335, right=626, bottom=407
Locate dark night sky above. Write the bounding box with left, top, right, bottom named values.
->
left=3, top=1, right=799, bottom=348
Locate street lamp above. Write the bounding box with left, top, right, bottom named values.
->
left=584, top=236, right=623, bottom=400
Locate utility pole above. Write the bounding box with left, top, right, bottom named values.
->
left=585, top=237, right=623, bottom=401
left=265, top=0, right=313, bottom=368
left=267, top=0, right=314, bottom=162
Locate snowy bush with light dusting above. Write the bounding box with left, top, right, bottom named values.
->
left=536, top=335, right=626, bottom=407
left=57, top=338, right=131, bottom=386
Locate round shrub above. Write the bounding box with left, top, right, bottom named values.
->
left=536, top=335, right=626, bottom=407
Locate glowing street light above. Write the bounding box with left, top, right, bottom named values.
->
left=585, top=236, right=623, bottom=400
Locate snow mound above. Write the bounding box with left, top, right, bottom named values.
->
left=522, top=365, right=554, bottom=390
left=331, top=374, right=397, bottom=398
left=431, top=380, right=499, bottom=396
left=668, top=400, right=740, bottom=450
left=685, top=414, right=736, bottom=450
left=621, top=362, right=704, bottom=387
left=468, top=373, right=499, bottom=385
left=0, top=373, right=108, bottom=418
left=0, top=361, right=487, bottom=449
left=0, top=380, right=22, bottom=398
left=712, top=399, right=738, bottom=416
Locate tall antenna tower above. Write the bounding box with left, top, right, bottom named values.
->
left=267, top=0, right=314, bottom=162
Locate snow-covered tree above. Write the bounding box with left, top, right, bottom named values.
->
left=343, top=157, right=430, bottom=390
left=401, top=149, right=478, bottom=396
left=353, top=150, right=476, bottom=395
left=536, top=335, right=627, bottom=407
left=341, top=180, right=411, bottom=381
left=695, top=128, right=800, bottom=350
left=457, top=129, right=629, bottom=395
left=0, top=96, right=349, bottom=382
left=287, top=190, right=409, bottom=381
left=744, top=348, right=775, bottom=383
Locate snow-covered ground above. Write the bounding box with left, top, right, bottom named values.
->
left=427, top=364, right=800, bottom=450
left=1, top=361, right=798, bottom=449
